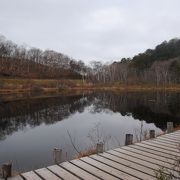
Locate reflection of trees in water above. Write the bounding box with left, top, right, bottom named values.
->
left=0, top=95, right=91, bottom=140
left=91, top=92, right=180, bottom=129
left=1, top=91, right=180, bottom=140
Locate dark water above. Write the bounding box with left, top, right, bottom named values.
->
left=0, top=91, right=180, bottom=172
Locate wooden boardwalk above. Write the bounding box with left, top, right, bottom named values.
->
left=9, top=130, right=180, bottom=180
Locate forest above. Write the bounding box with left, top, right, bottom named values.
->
left=1, top=34, right=180, bottom=86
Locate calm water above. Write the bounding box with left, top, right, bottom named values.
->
left=0, top=91, right=180, bottom=172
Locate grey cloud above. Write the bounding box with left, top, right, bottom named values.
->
left=0, top=0, right=180, bottom=64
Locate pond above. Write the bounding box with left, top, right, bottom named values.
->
left=0, top=91, right=180, bottom=172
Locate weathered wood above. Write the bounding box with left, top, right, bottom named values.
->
left=149, top=130, right=155, bottom=139
left=2, top=162, right=12, bottom=178
left=22, top=171, right=42, bottom=180
left=147, top=139, right=178, bottom=149
left=81, top=156, right=139, bottom=180
left=154, top=138, right=180, bottom=146
left=53, top=148, right=62, bottom=164
left=135, top=141, right=180, bottom=157
left=113, top=148, right=180, bottom=177
left=157, top=136, right=180, bottom=144
left=161, top=136, right=180, bottom=143
left=10, top=130, right=180, bottom=180
left=101, top=152, right=156, bottom=177
left=91, top=154, right=156, bottom=180
left=172, top=130, right=180, bottom=134
left=48, top=165, right=80, bottom=180
left=130, top=144, right=178, bottom=161
left=96, top=142, right=104, bottom=154
left=158, top=135, right=180, bottom=142
left=167, top=122, right=173, bottom=133
left=122, top=145, right=175, bottom=165
left=113, top=148, right=175, bottom=170
left=71, top=159, right=119, bottom=180
left=164, top=132, right=180, bottom=137
left=125, top=134, right=133, bottom=145
left=35, top=168, right=62, bottom=180
left=142, top=141, right=180, bottom=153
left=60, top=162, right=99, bottom=180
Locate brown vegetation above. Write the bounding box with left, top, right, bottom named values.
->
left=75, top=149, right=97, bottom=159
left=2, top=78, right=180, bottom=95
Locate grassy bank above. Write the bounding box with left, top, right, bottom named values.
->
left=0, top=78, right=89, bottom=94
left=1, top=78, right=180, bottom=94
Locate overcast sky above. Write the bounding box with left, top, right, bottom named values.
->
left=0, top=0, right=180, bottom=64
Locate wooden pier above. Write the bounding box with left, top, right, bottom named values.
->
left=7, top=130, right=180, bottom=180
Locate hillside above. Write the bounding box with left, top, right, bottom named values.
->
left=131, top=38, right=180, bottom=69
left=1, top=34, right=180, bottom=88
left=0, top=35, right=84, bottom=79
left=91, top=38, right=180, bottom=85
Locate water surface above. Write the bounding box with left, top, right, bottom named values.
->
left=0, top=91, right=180, bottom=171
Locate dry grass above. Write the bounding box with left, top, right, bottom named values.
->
left=2, top=78, right=180, bottom=94
left=173, top=125, right=180, bottom=131
left=75, top=148, right=96, bottom=159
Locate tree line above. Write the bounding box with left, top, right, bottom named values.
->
left=90, top=39, right=180, bottom=85
left=1, top=34, right=180, bottom=85
left=0, top=35, right=86, bottom=79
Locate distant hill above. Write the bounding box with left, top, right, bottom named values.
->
left=0, top=34, right=85, bottom=79
left=94, top=38, right=180, bottom=85
left=131, top=38, right=180, bottom=69
left=1, top=34, right=180, bottom=85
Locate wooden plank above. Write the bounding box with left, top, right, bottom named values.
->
left=35, top=168, right=62, bottom=180
left=169, top=131, right=180, bottom=135
left=142, top=141, right=180, bottom=153
left=121, top=145, right=175, bottom=165
left=9, top=131, right=180, bottom=180
left=7, top=176, right=24, bottom=180
left=154, top=138, right=180, bottom=146
left=148, top=139, right=178, bottom=148
left=90, top=154, right=156, bottom=180
left=157, top=136, right=180, bottom=144
left=60, top=161, right=99, bottom=180
left=130, top=144, right=177, bottom=161
left=81, top=156, right=138, bottom=180
left=113, top=148, right=179, bottom=178
left=164, top=133, right=180, bottom=138
left=162, top=135, right=180, bottom=141
left=22, top=171, right=42, bottom=180
left=158, top=136, right=180, bottom=143
left=101, top=152, right=156, bottom=177
left=113, top=148, right=174, bottom=170
left=135, top=142, right=180, bottom=157
left=71, top=159, right=119, bottom=180
left=173, top=132, right=180, bottom=135
left=48, top=165, right=80, bottom=180
left=147, top=138, right=180, bottom=148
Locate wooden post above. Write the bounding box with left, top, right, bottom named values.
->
left=53, top=148, right=62, bottom=164
left=96, top=142, right=104, bottom=154
left=2, top=162, right=12, bottom=178
left=167, top=122, right=173, bottom=133
left=149, top=130, right=155, bottom=139
left=125, top=134, right=133, bottom=146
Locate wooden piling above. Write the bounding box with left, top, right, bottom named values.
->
left=2, top=162, right=12, bottom=178
left=167, top=122, right=173, bottom=133
left=125, top=134, right=133, bottom=145
left=53, top=148, right=62, bottom=164
left=96, top=142, right=104, bottom=154
left=149, top=130, right=155, bottom=139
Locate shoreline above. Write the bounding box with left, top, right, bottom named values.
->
left=1, top=84, right=180, bottom=94
left=1, top=78, right=180, bottom=96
